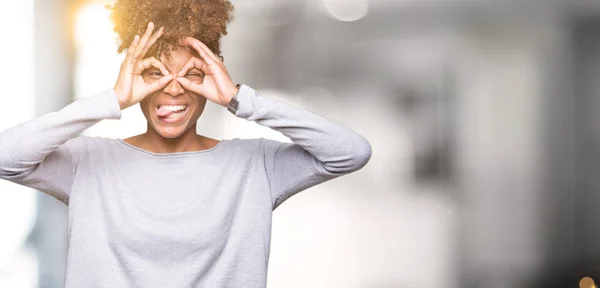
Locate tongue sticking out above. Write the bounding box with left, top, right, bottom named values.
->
left=157, top=106, right=176, bottom=117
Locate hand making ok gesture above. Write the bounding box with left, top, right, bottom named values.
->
left=176, top=37, right=239, bottom=107
left=113, top=22, right=173, bottom=110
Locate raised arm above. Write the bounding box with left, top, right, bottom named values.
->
left=0, top=90, right=122, bottom=202
left=177, top=37, right=372, bottom=209
left=236, top=85, right=372, bottom=208
left=0, top=22, right=172, bottom=203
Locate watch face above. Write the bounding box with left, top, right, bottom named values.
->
left=227, top=97, right=239, bottom=114
left=228, top=85, right=241, bottom=115
left=229, top=97, right=239, bottom=108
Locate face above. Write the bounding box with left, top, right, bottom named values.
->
left=139, top=47, right=207, bottom=139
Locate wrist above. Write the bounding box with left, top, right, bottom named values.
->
left=224, top=85, right=240, bottom=107
left=118, top=99, right=126, bottom=110
left=113, top=88, right=127, bottom=110
left=226, top=84, right=242, bottom=114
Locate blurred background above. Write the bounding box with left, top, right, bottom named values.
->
left=2, top=0, right=600, bottom=287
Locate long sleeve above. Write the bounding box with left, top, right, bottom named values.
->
left=234, top=85, right=372, bottom=209
left=0, top=89, right=122, bottom=203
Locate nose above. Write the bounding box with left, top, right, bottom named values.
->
left=163, top=75, right=185, bottom=97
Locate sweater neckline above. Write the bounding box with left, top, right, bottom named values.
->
left=115, top=138, right=226, bottom=157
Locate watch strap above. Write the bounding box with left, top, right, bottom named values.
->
left=227, top=84, right=242, bottom=115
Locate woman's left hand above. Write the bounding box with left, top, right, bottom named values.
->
left=177, top=37, right=238, bottom=107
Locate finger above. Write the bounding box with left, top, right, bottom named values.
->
left=194, top=42, right=219, bottom=65
left=191, top=39, right=219, bottom=61
left=135, top=22, right=155, bottom=58
left=124, top=35, right=140, bottom=68
left=147, top=74, right=174, bottom=93
left=180, top=38, right=219, bottom=67
left=176, top=76, right=202, bottom=94
left=189, top=38, right=219, bottom=61
left=140, top=26, right=164, bottom=58
left=192, top=45, right=220, bottom=69
left=183, top=37, right=220, bottom=63
left=177, top=57, right=205, bottom=77
left=135, top=57, right=170, bottom=76
left=133, top=22, right=155, bottom=60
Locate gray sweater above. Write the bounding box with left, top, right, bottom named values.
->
left=0, top=85, right=371, bottom=287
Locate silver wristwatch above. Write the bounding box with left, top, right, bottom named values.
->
left=227, top=84, right=241, bottom=115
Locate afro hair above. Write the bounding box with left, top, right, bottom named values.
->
left=107, top=0, right=234, bottom=59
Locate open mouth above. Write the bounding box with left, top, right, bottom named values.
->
left=156, top=104, right=189, bottom=124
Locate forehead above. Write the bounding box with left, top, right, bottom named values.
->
left=159, top=47, right=198, bottom=69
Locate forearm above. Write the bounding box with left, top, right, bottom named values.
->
left=235, top=85, right=372, bottom=174
left=0, top=89, right=121, bottom=178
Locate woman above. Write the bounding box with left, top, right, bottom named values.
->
left=0, top=0, right=371, bottom=287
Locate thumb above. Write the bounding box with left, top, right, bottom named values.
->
left=176, top=77, right=203, bottom=94
left=147, top=75, right=174, bottom=94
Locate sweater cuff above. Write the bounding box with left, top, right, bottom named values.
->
left=234, top=84, right=257, bottom=118
left=95, top=89, right=122, bottom=120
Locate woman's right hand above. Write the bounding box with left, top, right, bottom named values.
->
left=113, top=22, right=173, bottom=110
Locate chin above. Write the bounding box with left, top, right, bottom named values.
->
left=152, top=124, right=185, bottom=138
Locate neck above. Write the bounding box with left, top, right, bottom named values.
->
left=138, top=124, right=207, bottom=153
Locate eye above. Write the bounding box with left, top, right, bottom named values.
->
left=143, top=70, right=164, bottom=79
left=185, top=71, right=204, bottom=78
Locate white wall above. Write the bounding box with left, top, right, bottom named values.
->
left=0, top=0, right=38, bottom=287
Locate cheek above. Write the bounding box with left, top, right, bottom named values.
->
left=195, top=95, right=208, bottom=109
left=139, top=94, right=157, bottom=118
left=190, top=96, right=208, bottom=119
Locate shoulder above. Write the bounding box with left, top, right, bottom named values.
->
left=77, top=135, right=115, bottom=145
left=226, top=137, right=289, bottom=153
left=53, top=136, right=118, bottom=162
left=71, top=136, right=121, bottom=153
left=58, top=136, right=89, bottom=156
left=228, top=138, right=296, bottom=161
left=228, top=137, right=286, bottom=146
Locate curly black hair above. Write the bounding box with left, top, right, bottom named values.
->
left=107, top=0, right=234, bottom=59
